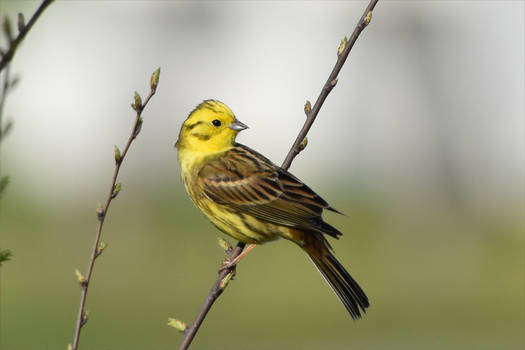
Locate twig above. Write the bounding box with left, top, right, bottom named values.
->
left=174, top=1, right=379, bottom=349
left=175, top=242, right=245, bottom=350
left=0, top=0, right=54, bottom=72
left=0, top=0, right=52, bottom=201
left=0, top=65, right=11, bottom=198
left=70, top=68, right=160, bottom=350
left=0, top=2, right=52, bottom=346
left=281, top=0, right=378, bottom=170
left=0, top=66, right=10, bottom=133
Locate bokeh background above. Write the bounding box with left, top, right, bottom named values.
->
left=0, top=1, right=523, bottom=349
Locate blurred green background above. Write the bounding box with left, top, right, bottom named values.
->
left=0, top=1, right=523, bottom=350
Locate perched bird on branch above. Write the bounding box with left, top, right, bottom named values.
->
left=175, top=100, right=369, bottom=319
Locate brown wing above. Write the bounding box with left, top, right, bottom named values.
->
left=198, top=144, right=342, bottom=238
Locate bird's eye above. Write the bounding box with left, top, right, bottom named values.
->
left=212, top=119, right=221, bottom=127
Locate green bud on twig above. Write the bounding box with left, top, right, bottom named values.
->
left=133, top=91, right=142, bottom=111
left=114, top=145, right=121, bottom=164
left=3, top=16, right=13, bottom=43
left=10, top=75, right=19, bottom=89
left=112, top=182, right=122, bottom=199
left=150, top=67, right=160, bottom=92
left=331, top=78, right=338, bottom=87
left=17, top=13, right=25, bottom=32
left=0, top=176, right=10, bottom=197
left=304, top=100, right=311, bottom=115
left=299, top=137, right=308, bottom=151
left=75, top=269, right=87, bottom=286
left=80, top=311, right=89, bottom=327
left=219, top=271, right=233, bottom=290
left=338, top=36, right=348, bottom=56
left=364, top=11, right=372, bottom=26
left=67, top=344, right=73, bottom=350
left=167, top=318, right=187, bottom=333
left=96, top=241, right=108, bottom=257
left=0, top=249, right=13, bottom=267
left=217, top=237, right=232, bottom=254
left=133, top=117, right=143, bottom=138
left=1, top=120, right=13, bottom=138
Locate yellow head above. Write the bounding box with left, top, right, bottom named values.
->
left=176, top=100, right=248, bottom=154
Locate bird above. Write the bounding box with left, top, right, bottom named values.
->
left=175, top=99, right=369, bottom=319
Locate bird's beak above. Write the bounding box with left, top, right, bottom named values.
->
left=228, top=119, right=249, bottom=131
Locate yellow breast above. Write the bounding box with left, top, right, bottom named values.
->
left=179, top=149, right=282, bottom=244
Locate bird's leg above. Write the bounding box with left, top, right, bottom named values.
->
left=219, top=243, right=257, bottom=272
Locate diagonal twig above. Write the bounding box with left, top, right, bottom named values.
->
left=282, top=0, right=379, bottom=170
left=70, top=68, right=160, bottom=350
left=174, top=1, right=379, bottom=349
left=0, top=0, right=52, bottom=198
left=0, top=0, right=54, bottom=72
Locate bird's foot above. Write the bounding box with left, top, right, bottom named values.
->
left=218, top=243, right=257, bottom=274
left=218, top=258, right=237, bottom=273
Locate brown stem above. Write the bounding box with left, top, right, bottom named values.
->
left=177, top=242, right=245, bottom=350
left=71, top=69, right=160, bottom=350
left=176, top=1, right=379, bottom=349
left=0, top=0, right=54, bottom=72
left=281, top=0, right=379, bottom=170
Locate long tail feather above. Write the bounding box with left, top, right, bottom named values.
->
left=305, top=237, right=369, bottom=319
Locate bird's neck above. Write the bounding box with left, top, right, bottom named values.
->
left=177, top=147, right=229, bottom=175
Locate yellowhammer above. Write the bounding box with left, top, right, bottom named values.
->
left=175, top=100, right=369, bottom=319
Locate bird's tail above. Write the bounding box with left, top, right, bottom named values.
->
left=304, top=234, right=369, bottom=319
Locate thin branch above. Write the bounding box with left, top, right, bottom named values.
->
left=0, top=0, right=52, bottom=200
left=71, top=68, right=160, bottom=350
left=176, top=242, right=245, bottom=350
left=175, top=1, right=379, bottom=349
left=0, top=65, right=10, bottom=132
left=0, top=2, right=52, bottom=345
left=0, top=64, right=11, bottom=193
left=281, top=0, right=378, bottom=170
left=0, top=0, right=54, bottom=72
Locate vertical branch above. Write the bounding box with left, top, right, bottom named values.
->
left=70, top=68, right=160, bottom=350
left=0, top=65, right=11, bottom=198
left=173, top=1, right=379, bottom=349
left=0, top=1, right=53, bottom=346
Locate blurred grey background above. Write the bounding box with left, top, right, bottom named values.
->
left=0, top=1, right=523, bottom=350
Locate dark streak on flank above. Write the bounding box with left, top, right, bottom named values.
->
left=239, top=213, right=262, bottom=238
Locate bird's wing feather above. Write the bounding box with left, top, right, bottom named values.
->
left=198, top=144, right=341, bottom=236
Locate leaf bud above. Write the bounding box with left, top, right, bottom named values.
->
left=167, top=318, right=187, bottom=333
left=150, top=67, right=160, bottom=92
